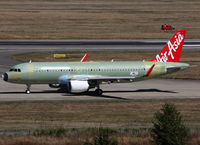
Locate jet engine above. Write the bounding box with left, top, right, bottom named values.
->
left=58, top=75, right=90, bottom=93
left=59, top=75, right=69, bottom=84
left=70, top=80, right=89, bottom=93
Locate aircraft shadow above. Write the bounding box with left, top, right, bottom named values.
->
left=0, top=90, right=129, bottom=100
left=104, top=88, right=177, bottom=94
left=0, top=88, right=176, bottom=101
left=62, top=88, right=177, bottom=100
left=63, top=91, right=130, bottom=100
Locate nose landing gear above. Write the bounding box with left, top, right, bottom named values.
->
left=25, top=84, right=31, bottom=94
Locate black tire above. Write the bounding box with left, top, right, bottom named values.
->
left=95, top=89, right=103, bottom=96
left=25, top=90, right=30, bottom=94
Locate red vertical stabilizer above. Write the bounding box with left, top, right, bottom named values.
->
left=149, top=30, right=186, bottom=62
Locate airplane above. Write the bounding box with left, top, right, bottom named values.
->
left=2, top=30, right=189, bottom=95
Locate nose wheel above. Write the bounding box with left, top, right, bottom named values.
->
left=25, top=84, right=31, bottom=94
left=25, top=90, right=30, bottom=94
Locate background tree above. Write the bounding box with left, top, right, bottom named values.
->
left=151, top=103, right=189, bottom=145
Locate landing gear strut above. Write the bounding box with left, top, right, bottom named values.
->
left=94, top=85, right=103, bottom=96
left=25, top=84, right=31, bottom=94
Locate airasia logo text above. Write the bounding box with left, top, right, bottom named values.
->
left=156, top=33, right=184, bottom=62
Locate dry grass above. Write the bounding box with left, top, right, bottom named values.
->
left=0, top=130, right=199, bottom=145
left=11, top=50, right=200, bottom=79
left=0, top=100, right=200, bottom=131
left=0, top=0, right=200, bottom=39
left=0, top=134, right=152, bottom=145
left=0, top=100, right=199, bottom=144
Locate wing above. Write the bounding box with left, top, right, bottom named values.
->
left=71, top=75, right=136, bottom=82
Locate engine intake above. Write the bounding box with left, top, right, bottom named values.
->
left=59, top=75, right=69, bottom=84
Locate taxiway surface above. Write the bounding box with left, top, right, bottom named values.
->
left=0, top=79, right=200, bottom=102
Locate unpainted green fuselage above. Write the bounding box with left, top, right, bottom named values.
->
left=5, top=61, right=189, bottom=84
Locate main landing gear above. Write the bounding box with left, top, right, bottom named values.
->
left=94, top=85, right=103, bottom=96
left=25, top=84, right=31, bottom=94
left=94, top=89, right=103, bottom=96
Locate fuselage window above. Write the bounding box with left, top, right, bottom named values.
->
left=18, top=69, right=21, bottom=72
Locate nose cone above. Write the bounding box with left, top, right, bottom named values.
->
left=2, top=73, right=8, bottom=81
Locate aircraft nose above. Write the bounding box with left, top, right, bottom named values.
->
left=2, top=73, right=8, bottom=81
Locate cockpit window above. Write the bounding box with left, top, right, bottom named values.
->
left=9, top=68, right=21, bottom=72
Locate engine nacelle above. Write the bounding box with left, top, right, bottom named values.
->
left=70, top=80, right=89, bottom=93
left=59, top=75, right=69, bottom=84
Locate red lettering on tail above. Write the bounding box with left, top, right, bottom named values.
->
left=149, top=30, right=186, bottom=62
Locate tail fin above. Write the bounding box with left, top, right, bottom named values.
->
left=149, top=30, right=186, bottom=62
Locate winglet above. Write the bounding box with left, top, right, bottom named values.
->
left=145, top=64, right=155, bottom=77
left=81, top=53, right=88, bottom=62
